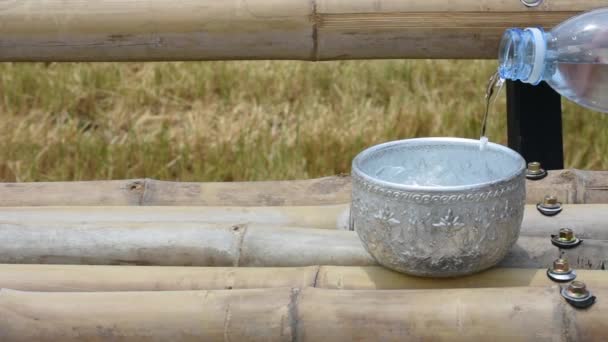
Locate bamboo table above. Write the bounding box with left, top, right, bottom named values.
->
left=0, top=171, right=607, bottom=340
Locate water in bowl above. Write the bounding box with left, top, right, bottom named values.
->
left=372, top=73, right=508, bottom=186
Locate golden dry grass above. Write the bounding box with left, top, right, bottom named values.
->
left=1, top=60, right=607, bottom=182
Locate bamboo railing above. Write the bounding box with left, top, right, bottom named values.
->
left=2, top=169, right=607, bottom=206
left=1, top=1, right=608, bottom=61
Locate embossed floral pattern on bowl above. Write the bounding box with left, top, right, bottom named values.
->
left=351, top=137, right=526, bottom=277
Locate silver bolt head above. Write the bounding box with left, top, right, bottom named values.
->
left=548, top=269, right=576, bottom=282
left=561, top=284, right=596, bottom=309
left=521, top=0, right=543, bottom=7
left=558, top=228, right=575, bottom=242
left=543, top=195, right=559, bottom=207
left=537, top=196, right=562, bottom=216
left=551, top=229, right=582, bottom=249
left=561, top=281, right=596, bottom=309
left=547, top=259, right=576, bottom=282
left=566, top=281, right=588, bottom=298
left=528, top=162, right=541, bottom=172
left=552, top=258, right=570, bottom=273
left=526, top=162, right=547, bottom=180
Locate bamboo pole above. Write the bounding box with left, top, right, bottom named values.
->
left=1, top=170, right=606, bottom=207
left=297, top=287, right=605, bottom=341
left=1, top=204, right=608, bottom=239
left=0, top=205, right=351, bottom=229
left=525, top=169, right=608, bottom=205
left=0, top=286, right=604, bottom=341
left=0, top=265, right=318, bottom=292
left=1, top=1, right=608, bottom=61
left=0, top=179, right=146, bottom=206
left=0, top=264, right=606, bottom=292
left=501, top=236, right=608, bottom=270
left=0, top=222, right=376, bottom=266
left=145, top=169, right=608, bottom=205
left=142, top=177, right=352, bottom=206
left=0, top=288, right=296, bottom=341
left=316, top=266, right=608, bottom=290
left=0, top=177, right=352, bottom=207
left=0, top=221, right=606, bottom=269
left=522, top=204, right=608, bottom=240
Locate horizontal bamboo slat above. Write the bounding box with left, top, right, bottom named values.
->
left=0, top=288, right=296, bottom=341
left=0, top=205, right=351, bottom=229
left=0, top=222, right=375, bottom=267
left=1, top=170, right=606, bottom=206
left=143, top=176, right=352, bottom=206
left=0, top=264, right=318, bottom=292
left=0, top=177, right=352, bottom=207
left=0, top=286, right=604, bottom=340
left=0, top=264, right=605, bottom=292
left=1, top=204, right=607, bottom=239
left=521, top=203, right=608, bottom=240
left=298, top=286, right=605, bottom=341
left=1, top=1, right=608, bottom=61
left=316, top=266, right=608, bottom=290
left=1, top=221, right=606, bottom=269
left=525, top=169, right=608, bottom=205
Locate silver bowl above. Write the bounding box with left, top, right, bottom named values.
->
left=350, top=137, right=526, bottom=277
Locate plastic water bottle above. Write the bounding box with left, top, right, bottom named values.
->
left=498, top=8, right=608, bottom=113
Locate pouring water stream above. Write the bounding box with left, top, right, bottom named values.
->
left=479, top=71, right=505, bottom=151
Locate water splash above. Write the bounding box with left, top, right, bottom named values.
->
left=479, top=136, right=488, bottom=151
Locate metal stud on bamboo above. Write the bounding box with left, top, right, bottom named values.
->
left=547, top=258, right=577, bottom=282
left=551, top=227, right=582, bottom=248
left=526, top=161, right=547, bottom=180
left=561, top=281, right=596, bottom=309
left=537, top=195, right=563, bottom=216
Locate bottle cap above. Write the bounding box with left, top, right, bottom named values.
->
left=525, top=27, right=547, bottom=85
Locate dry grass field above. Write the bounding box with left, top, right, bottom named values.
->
left=1, top=60, right=607, bottom=182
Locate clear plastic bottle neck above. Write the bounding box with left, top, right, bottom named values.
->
left=498, top=28, right=552, bottom=85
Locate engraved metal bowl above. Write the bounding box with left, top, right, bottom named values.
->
left=350, top=137, right=526, bottom=277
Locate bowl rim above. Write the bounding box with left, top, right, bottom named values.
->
left=352, top=137, right=526, bottom=193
